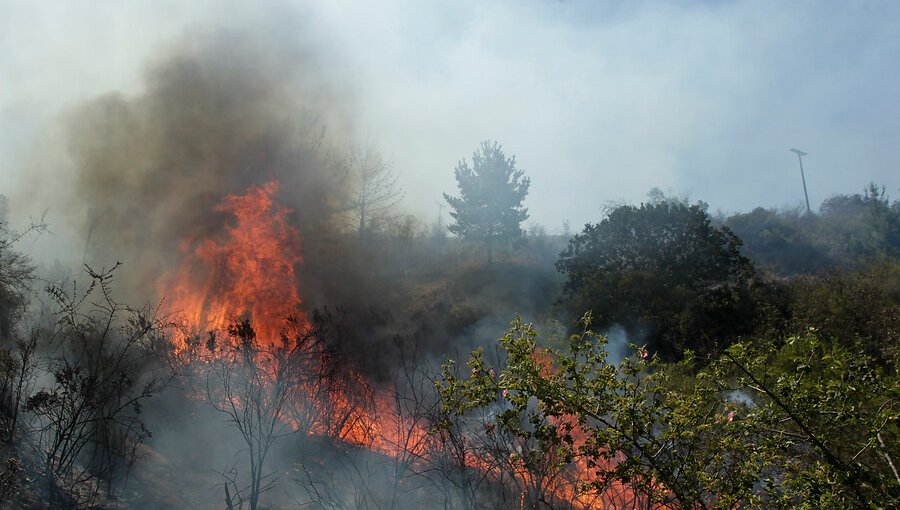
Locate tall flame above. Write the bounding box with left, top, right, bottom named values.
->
left=159, top=180, right=306, bottom=348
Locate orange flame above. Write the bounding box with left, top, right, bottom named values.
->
left=159, top=180, right=307, bottom=348
left=156, top=180, right=654, bottom=509
left=157, top=180, right=427, bottom=455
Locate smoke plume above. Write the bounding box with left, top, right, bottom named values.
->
left=64, top=31, right=351, bottom=297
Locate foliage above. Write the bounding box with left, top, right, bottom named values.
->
left=0, top=330, right=38, bottom=445
left=818, top=183, right=900, bottom=263
left=722, top=333, right=900, bottom=508
left=0, top=456, right=23, bottom=503
left=24, top=265, right=168, bottom=506
left=439, top=315, right=900, bottom=509
left=440, top=316, right=762, bottom=509
left=725, top=207, right=832, bottom=275
left=725, top=183, right=900, bottom=274
left=556, top=200, right=757, bottom=359
left=444, top=141, right=530, bottom=265
left=0, top=196, right=43, bottom=339
left=347, top=141, right=404, bottom=237
left=781, top=261, right=900, bottom=361
left=204, top=316, right=333, bottom=510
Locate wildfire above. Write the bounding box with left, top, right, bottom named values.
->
left=159, top=180, right=307, bottom=349
left=157, top=179, right=427, bottom=455
left=156, top=180, right=638, bottom=509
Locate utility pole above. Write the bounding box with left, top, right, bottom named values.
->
left=435, top=201, right=444, bottom=230
left=790, top=148, right=811, bottom=214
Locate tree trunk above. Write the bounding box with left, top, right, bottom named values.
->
left=358, top=202, right=367, bottom=239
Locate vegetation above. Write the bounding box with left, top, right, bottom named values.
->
left=0, top=197, right=41, bottom=339
left=204, top=318, right=331, bottom=510
left=25, top=266, right=167, bottom=505
left=430, top=186, right=899, bottom=509
left=439, top=316, right=900, bottom=509
left=725, top=183, right=900, bottom=274
left=346, top=141, right=404, bottom=238
left=556, top=200, right=757, bottom=360
left=0, top=181, right=897, bottom=509
left=444, top=141, right=531, bottom=265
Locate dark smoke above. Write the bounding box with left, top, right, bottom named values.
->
left=66, top=31, right=353, bottom=300
left=32, top=28, right=556, bottom=387
left=42, top=30, right=436, bottom=384
left=50, top=30, right=487, bottom=384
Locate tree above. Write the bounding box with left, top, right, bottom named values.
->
left=444, top=141, right=530, bottom=265
left=347, top=141, right=403, bottom=238
left=0, top=196, right=43, bottom=339
left=439, top=316, right=900, bottom=510
left=0, top=196, right=44, bottom=444
left=205, top=317, right=332, bottom=510
left=25, top=265, right=167, bottom=505
left=556, top=199, right=756, bottom=359
left=818, top=183, right=900, bottom=263
left=725, top=206, right=832, bottom=275
left=724, top=183, right=900, bottom=275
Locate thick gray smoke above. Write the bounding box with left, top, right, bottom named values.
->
left=11, top=23, right=565, bottom=396
left=63, top=32, right=354, bottom=306
left=28, top=32, right=453, bottom=508
left=39, top=30, right=511, bottom=384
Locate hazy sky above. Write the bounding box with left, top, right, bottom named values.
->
left=2, top=0, right=899, bottom=233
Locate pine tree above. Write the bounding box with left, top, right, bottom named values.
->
left=443, top=141, right=530, bottom=264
